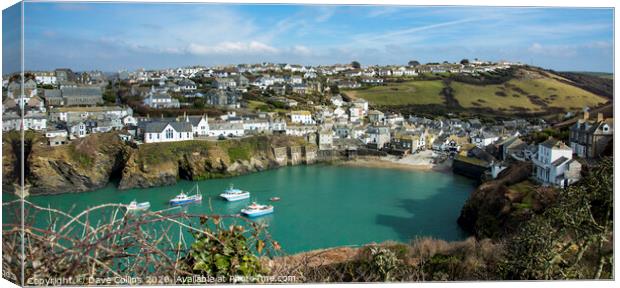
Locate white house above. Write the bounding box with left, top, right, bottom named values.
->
left=269, top=118, right=287, bottom=133
left=68, top=121, right=87, bottom=139
left=143, top=90, right=180, bottom=109
left=352, top=98, right=369, bottom=115
left=207, top=122, right=244, bottom=137
left=348, top=107, right=363, bottom=122
left=45, top=129, right=69, bottom=138
left=318, top=129, right=334, bottom=150
left=366, top=126, right=391, bottom=149
left=243, top=118, right=270, bottom=133
left=290, top=111, right=314, bottom=125
left=144, top=121, right=193, bottom=143
left=532, top=138, right=582, bottom=188
left=185, top=114, right=210, bottom=136
left=471, top=130, right=500, bottom=148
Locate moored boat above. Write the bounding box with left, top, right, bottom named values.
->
left=126, top=200, right=150, bottom=211
left=219, top=184, right=250, bottom=202
left=241, top=202, right=274, bottom=218
left=270, top=197, right=281, bottom=202
left=169, top=185, right=202, bottom=206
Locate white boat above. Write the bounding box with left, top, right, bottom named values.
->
left=169, top=185, right=202, bottom=206
left=126, top=200, right=150, bottom=211
left=219, top=184, right=250, bottom=202
left=240, top=202, right=274, bottom=218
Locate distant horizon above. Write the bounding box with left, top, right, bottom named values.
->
left=5, top=63, right=615, bottom=77
left=3, top=3, right=614, bottom=74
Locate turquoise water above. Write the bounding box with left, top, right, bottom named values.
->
left=5, top=165, right=476, bottom=254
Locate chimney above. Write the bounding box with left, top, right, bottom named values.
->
left=583, top=111, right=590, bottom=121
left=597, top=113, right=604, bottom=122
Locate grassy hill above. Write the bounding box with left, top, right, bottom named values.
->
left=343, top=80, right=445, bottom=106
left=343, top=67, right=609, bottom=116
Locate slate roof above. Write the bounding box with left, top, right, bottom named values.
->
left=540, top=138, right=570, bottom=150
left=61, top=87, right=102, bottom=97
left=144, top=121, right=192, bottom=133
left=551, top=156, right=570, bottom=167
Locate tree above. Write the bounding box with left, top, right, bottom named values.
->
left=460, top=59, right=470, bottom=65
left=408, top=60, right=421, bottom=67
left=351, top=61, right=361, bottom=69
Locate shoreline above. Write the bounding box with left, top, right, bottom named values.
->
left=336, top=151, right=452, bottom=173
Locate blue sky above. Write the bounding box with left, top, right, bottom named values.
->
left=2, top=2, right=614, bottom=73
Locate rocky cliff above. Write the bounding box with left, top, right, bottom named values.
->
left=6, top=132, right=317, bottom=195
left=26, top=132, right=128, bottom=194
left=457, top=161, right=558, bottom=239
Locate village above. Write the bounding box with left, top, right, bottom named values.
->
left=1, top=60, right=613, bottom=189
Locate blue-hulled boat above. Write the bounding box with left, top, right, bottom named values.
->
left=169, top=185, right=202, bottom=206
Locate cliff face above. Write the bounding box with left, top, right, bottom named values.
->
left=118, top=135, right=317, bottom=189
left=457, top=161, right=558, bottom=239
left=10, top=132, right=317, bottom=194
left=27, top=132, right=128, bottom=194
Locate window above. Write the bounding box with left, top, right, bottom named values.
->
left=165, top=128, right=173, bottom=139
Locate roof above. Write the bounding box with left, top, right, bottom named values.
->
left=551, top=156, right=570, bottom=167
left=186, top=115, right=207, bottom=127
left=61, top=87, right=102, bottom=97
left=291, top=110, right=311, bottom=116
left=540, top=138, right=570, bottom=150
left=44, top=89, right=62, bottom=98
left=144, top=121, right=192, bottom=133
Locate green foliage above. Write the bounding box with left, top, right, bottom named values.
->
left=351, top=61, right=361, bottom=69
left=425, top=254, right=461, bottom=281
left=187, top=226, right=263, bottom=279
left=363, top=246, right=402, bottom=281
left=67, top=144, right=94, bottom=167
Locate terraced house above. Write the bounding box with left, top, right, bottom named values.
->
left=569, top=112, right=613, bottom=159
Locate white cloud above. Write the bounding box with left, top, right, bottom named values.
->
left=292, top=45, right=312, bottom=55
left=186, top=41, right=278, bottom=55
left=527, top=43, right=577, bottom=57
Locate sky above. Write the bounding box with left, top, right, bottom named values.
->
left=2, top=2, right=615, bottom=73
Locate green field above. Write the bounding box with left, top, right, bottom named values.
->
left=452, top=78, right=608, bottom=112
left=344, top=68, right=609, bottom=114
left=343, top=80, right=445, bottom=106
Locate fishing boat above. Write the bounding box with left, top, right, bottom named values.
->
left=219, top=184, right=250, bottom=202
left=240, top=202, right=274, bottom=218
left=126, top=200, right=150, bottom=211
left=169, top=185, right=202, bottom=206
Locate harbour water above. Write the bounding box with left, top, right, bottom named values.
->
left=7, top=164, right=476, bottom=254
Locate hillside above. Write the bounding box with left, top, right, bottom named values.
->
left=343, top=67, right=610, bottom=116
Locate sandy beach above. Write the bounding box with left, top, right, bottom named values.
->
left=339, top=150, right=452, bottom=172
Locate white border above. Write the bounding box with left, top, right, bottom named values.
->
left=0, top=1, right=617, bottom=288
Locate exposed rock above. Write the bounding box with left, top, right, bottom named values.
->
left=10, top=132, right=318, bottom=194
left=456, top=161, right=556, bottom=239
left=26, top=132, right=128, bottom=195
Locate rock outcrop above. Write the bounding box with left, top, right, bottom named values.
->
left=26, top=132, right=128, bottom=194
left=8, top=132, right=318, bottom=194
left=457, top=161, right=558, bottom=239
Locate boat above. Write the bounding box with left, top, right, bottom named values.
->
left=240, top=202, right=274, bottom=218
left=270, top=197, right=281, bottom=202
left=219, top=184, right=250, bottom=202
left=169, top=185, right=202, bottom=206
left=126, top=200, right=150, bottom=211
